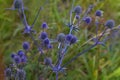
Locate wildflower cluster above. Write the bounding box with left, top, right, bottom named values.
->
left=5, top=42, right=29, bottom=80
left=5, top=0, right=118, bottom=80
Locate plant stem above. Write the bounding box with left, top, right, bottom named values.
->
left=60, top=44, right=96, bottom=71
left=56, top=72, right=58, bottom=80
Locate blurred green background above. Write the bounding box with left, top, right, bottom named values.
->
left=0, top=0, right=120, bottom=80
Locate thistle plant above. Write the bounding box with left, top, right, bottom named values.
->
left=5, top=0, right=120, bottom=80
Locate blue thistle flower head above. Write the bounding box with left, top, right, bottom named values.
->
left=14, top=55, right=21, bottom=64
left=11, top=53, right=16, bottom=58
left=84, top=16, right=92, bottom=24
left=65, top=34, right=73, bottom=42
left=70, top=36, right=77, bottom=44
left=57, top=33, right=65, bottom=43
left=105, top=20, right=115, bottom=28
left=5, top=68, right=12, bottom=77
left=95, top=10, right=103, bottom=17
left=14, top=0, right=23, bottom=9
left=23, top=41, right=30, bottom=50
left=41, top=22, right=48, bottom=29
left=39, top=32, right=48, bottom=40
left=24, top=26, right=31, bottom=34
left=75, top=14, right=80, bottom=20
left=73, top=6, right=82, bottom=15
left=44, top=57, right=52, bottom=65
left=43, top=38, right=50, bottom=45
left=17, top=50, right=25, bottom=57
left=21, top=56, right=27, bottom=63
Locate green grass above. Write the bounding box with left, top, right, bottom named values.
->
left=1, top=0, right=120, bottom=80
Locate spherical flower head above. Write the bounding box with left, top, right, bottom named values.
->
left=5, top=68, right=11, bottom=77
left=57, top=33, right=65, bottom=42
left=39, top=32, right=48, bottom=40
left=11, top=53, right=16, bottom=58
left=14, top=0, right=23, bottom=9
left=43, top=38, right=50, bottom=45
left=17, top=69, right=26, bottom=79
left=75, top=15, right=80, bottom=20
left=22, top=41, right=30, bottom=50
left=95, top=10, right=103, bottom=17
left=73, top=6, right=82, bottom=15
left=17, top=50, right=25, bottom=57
left=21, top=56, right=27, bottom=63
left=47, top=44, right=53, bottom=49
left=105, top=20, right=115, bottom=28
left=70, top=36, right=77, bottom=44
left=65, top=34, right=73, bottom=42
left=24, top=26, right=31, bottom=34
left=14, top=55, right=21, bottom=64
left=41, top=22, right=48, bottom=29
left=84, top=16, right=92, bottom=24
left=44, top=57, right=52, bottom=65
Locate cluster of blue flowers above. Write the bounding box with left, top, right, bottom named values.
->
left=5, top=41, right=29, bottom=80
left=5, top=0, right=116, bottom=80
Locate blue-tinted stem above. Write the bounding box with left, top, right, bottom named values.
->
left=19, top=9, right=28, bottom=28
left=69, top=25, right=73, bottom=34
left=56, top=72, right=58, bottom=80
left=31, top=7, right=42, bottom=28
left=55, top=46, right=62, bottom=66
left=59, top=43, right=97, bottom=70
left=29, top=33, right=43, bottom=54
left=57, top=45, right=68, bottom=68
left=79, top=5, right=93, bottom=24
left=96, top=27, right=108, bottom=44
left=70, top=0, right=75, bottom=25
left=95, top=20, right=99, bottom=40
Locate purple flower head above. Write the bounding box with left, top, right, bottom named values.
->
left=11, top=53, right=16, bottom=58
left=95, top=10, right=103, bottom=17
left=14, top=0, right=23, bottom=9
left=105, top=20, right=115, bottom=28
left=14, top=55, right=21, bottom=64
left=21, top=56, right=27, bottom=63
left=17, top=50, right=25, bottom=57
left=75, top=15, right=80, bottom=20
left=44, top=57, right=52, bottom=65
left=41, top=22, right=48, bottom=29
left=57, top=33, right=65, bottom=43
left=43, top=38, right=50, bottom=45
left=84, top=16, right=92, bottom=24
left=5, top=68, right=11, bottom=77
left=73, top=6, right=82, bottom=15
left=24, top=26, right=31, bottom=34
left=17, top=69, right=26, bottom=79
left=39, top=32, right=48, bottom=40
left=65, top=34, right=73, bottom=42
left=47, top=44, right=53, bottom=49
left=70, top=36, right=77, bottom=44
left=23, top=41, right=30, bottom=50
